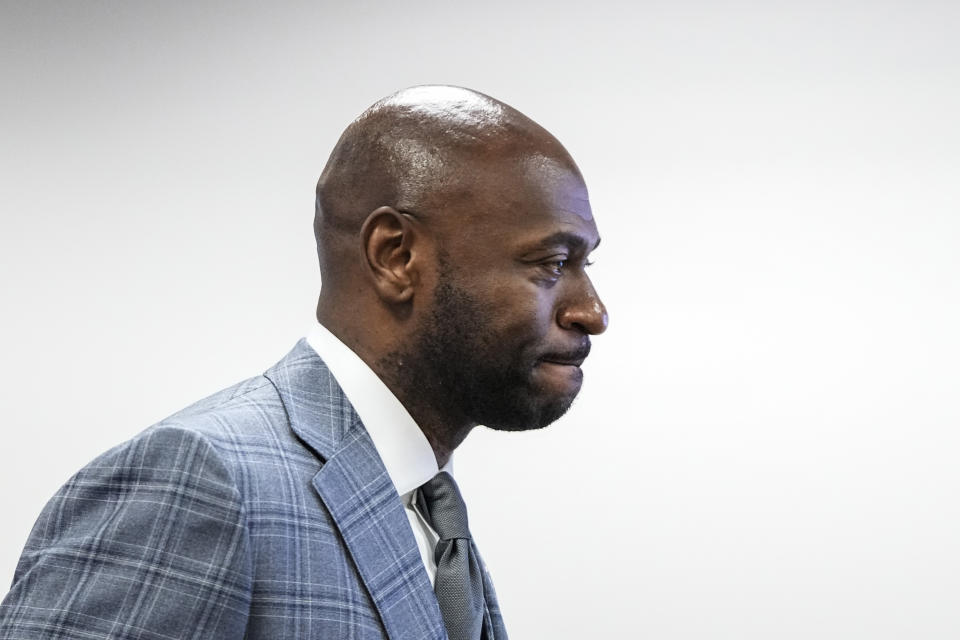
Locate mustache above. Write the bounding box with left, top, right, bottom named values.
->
left=538, top=340, right=592, bottom=365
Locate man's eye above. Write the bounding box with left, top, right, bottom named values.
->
left=545, top=260, right=566, bottom=275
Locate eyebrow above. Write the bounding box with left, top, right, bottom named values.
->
left=529, top=231, right=601, bottom=253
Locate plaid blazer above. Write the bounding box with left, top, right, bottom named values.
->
left=0, top=340, right=508, bottom=639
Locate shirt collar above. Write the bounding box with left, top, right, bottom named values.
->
left=305, top=321, right=450, bottom=496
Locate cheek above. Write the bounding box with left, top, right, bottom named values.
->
left=482, top=285, right=556, bottom=342
left=450, top=262, right=558, bottom=339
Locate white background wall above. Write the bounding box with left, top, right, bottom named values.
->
left=2, top=1, right=958, bottom=637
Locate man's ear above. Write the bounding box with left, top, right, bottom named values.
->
left=360, top=206, right=423, bottom=304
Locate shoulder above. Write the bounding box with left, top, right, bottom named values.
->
left=150, top=338, right=355, bottom=462
left=28, top=368, right=297, bottom=542
left=73, top=373, right=287, bottom=488
left=0, top=346, right=357, bottom=639
left=160, top=373, right=285, bottom=439
left=3, top=423, right=255, bottom=640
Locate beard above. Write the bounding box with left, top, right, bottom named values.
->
left=386, top=261, right=582, bottom=432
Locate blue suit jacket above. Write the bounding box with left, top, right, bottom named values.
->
left=0, top=340, right=508, bottom=639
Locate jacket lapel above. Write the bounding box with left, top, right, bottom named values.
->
left=477, top=544, right=509, bottom=640
left=314, top=436, right=446, bottom=640
left=265, top=340, right=447, bottom=640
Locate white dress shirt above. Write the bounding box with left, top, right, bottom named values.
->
left=305, top=322, right=450, bottom=584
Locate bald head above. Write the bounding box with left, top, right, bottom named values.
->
left=312, top=86, right=605, bottom=453
left=314, top=86, right=580, bottom=285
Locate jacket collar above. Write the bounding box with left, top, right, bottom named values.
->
left=264, top=340, right=447, bottom=640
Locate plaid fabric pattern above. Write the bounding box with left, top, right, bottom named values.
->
left=0, top=340, right=508, bottom=640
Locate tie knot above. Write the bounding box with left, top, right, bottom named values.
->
left=418, top=471, right=471, bottom=541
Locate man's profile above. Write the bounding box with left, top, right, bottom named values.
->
left=0, top=85, right=607, bottom=640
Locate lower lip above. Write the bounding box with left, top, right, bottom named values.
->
left=536, top=361, right=584, bottom=391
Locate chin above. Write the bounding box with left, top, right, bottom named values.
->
left=481, top=392, right=577, bottom=432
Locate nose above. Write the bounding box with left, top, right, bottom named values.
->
left=556, top=277, right=609, bottom=335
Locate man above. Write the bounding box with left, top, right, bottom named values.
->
left=0, top=86, right=607, bottom=639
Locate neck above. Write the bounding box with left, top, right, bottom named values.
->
left=372, top=345, right=478, bottom=468
left=318, top=302, right=474, bottom=468
left=386, top=388, right=475, bottom=469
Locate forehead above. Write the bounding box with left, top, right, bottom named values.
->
left=518, top=154, right=593, bottom=220
left=450, top=153, right=598, bottom=246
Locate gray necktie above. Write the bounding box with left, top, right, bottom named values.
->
left=418, top=471, right=485, bottom=640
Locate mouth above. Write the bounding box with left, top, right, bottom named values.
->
left=538, top=342, right=591, bottom=368
left=539, top=356, right=585, bottom=368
